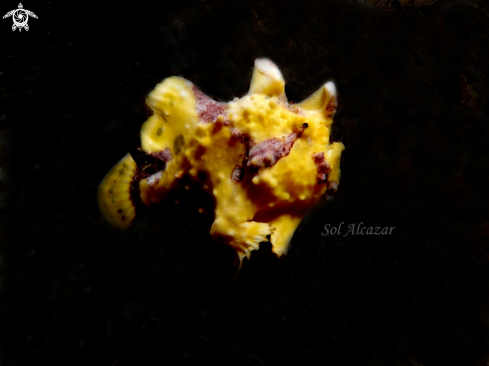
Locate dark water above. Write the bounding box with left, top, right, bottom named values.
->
left=2, top=0, right=489, bottom=365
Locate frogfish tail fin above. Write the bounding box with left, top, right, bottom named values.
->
left=97, top=153, right=138, bottom=229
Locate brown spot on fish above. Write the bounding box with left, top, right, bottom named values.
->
left=312, top=152, right=331, bottom=184
left=326, top=97, right=337, bottom=112
left=247, top=126, right=305, bottom=169
left=150, top=148, right=172, bottom=163
left=192, top=86, right=227, bottom=123
left=231, top=165, right=245, bottom=182
left=231, top=128, right=243, bottom=139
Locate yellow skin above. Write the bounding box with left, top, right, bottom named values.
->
left=98, top=58, right=344, bottom=267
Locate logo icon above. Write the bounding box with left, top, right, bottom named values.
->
left=3, top=3, right=37, bottom=32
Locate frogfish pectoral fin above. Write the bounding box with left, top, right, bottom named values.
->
left=97, top=153, right=138, bottom=229
left=268, top=214, right=302, bottom=257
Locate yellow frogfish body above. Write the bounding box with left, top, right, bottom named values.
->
left=98, top=58, right=344, bottom=267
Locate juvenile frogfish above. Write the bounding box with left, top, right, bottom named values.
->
left=98, top=58, right=345, bottom=267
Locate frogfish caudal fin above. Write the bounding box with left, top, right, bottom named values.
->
left=97, top=153, right=138, bottom=230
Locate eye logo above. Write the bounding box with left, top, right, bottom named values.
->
left=3, top=3, right=38, bottom=32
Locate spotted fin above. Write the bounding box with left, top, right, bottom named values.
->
left=140, top=114, right=167, bottom=153
left=97, top=153, right=137, bottom=229
left=140, top=76, right=198, bottom=155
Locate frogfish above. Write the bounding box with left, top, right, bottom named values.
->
left=98, top=58, right=344, bottom=267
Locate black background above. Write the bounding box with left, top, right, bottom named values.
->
left=2, top=0, right=489, bottom=365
